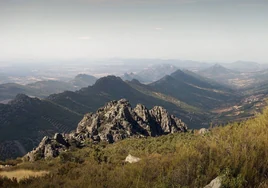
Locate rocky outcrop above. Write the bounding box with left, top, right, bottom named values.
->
left=76, top=99, right=187, bottom=143
left=25, top=99, right=187, bottom=161
left=25, top=134, right=70, bottom=161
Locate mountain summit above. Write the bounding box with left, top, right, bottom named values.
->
left=200, top=64, right=235, bottom=76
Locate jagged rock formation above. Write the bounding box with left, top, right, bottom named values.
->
left=25, top=99, right=187, bottom=161
left=76, top=99, right=187, bottom=143
left=25, top=134, right=70, bottom=161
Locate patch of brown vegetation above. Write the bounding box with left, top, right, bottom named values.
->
left=0, top=170, right=49, bottom=182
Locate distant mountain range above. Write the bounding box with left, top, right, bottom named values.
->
left=199, top=64, right=238, bottom=77
left=222, top=61, right=266, bottom=72
left=121, top=64, right=178, bottom=83
left=198, top=64, right=268, bottom=88
left=198, top=64, right=245, bottom=87
left=0, top=74, right=97, bottom=102
left=121, top=62, right=268, bottom=87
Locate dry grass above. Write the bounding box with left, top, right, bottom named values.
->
left=0, top=170, right=49, bottom=181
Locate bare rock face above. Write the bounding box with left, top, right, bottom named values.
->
left=25, top=99, right=187, bottom=161
left=149, top=106, right=186, bottom=134
left=76, top=99, right=187, bottom=143
left=54, top=133, right=69, bottom=146
left=25, top=134, right=69, bottom=161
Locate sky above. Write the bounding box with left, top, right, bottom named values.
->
left=0, top=0, right=268, bottom=63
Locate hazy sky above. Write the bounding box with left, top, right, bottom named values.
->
left=0, top=0, right=267, bottom=63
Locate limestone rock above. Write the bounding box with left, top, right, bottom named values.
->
left=125, top=154, right=141, bottom=163
left=198, top=128, right=210, bottom=135
left=204, top=176, right=222, bottom=188
left=24, top=135, right=69, bottom=161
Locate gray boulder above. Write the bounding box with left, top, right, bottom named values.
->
left=204, top=176, right=222, bottom=188
left=198, top=128, right=210, bottom=135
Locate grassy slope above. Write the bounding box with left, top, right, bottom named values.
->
left=149, top=75, right=234, bottom=110
left=1, top=107, right=268, bottom=188
left=127, top=81, right=202, bottom=113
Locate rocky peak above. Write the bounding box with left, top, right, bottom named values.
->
left=104, top=98, right=130, bottom=109
left=25, top=99, right=187, bottom=161
left=76, top=99, right=187, bottom=142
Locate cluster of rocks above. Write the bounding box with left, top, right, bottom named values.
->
left=0, top=164, right=11, bottom=169
left=76, top=99, right=187, bottom=143
left=25, top=99, right=187, bottom=161
left=25, top=133, right=71, bottom=161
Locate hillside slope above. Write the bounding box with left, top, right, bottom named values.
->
left=0, top=94, right=82, bottom=160
left=149, top=70, right=236, bottom=109
left=1, top=105, right=268, bottom=188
